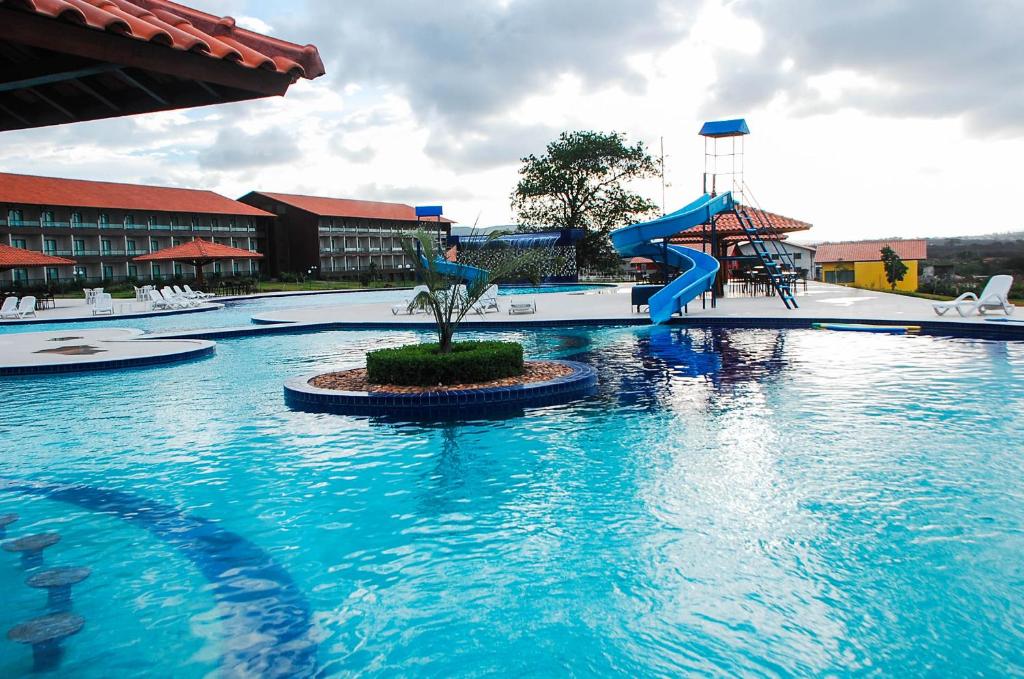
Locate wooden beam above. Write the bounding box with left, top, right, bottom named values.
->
left=26, top=87, right=75, bottom=119
left=115, top=70, right=168, bottom=106
left=71, top=79, right=120, bottom=111
left=0, top=62, right=120, bottom=93
left=0, top=101, right=31, bottom=126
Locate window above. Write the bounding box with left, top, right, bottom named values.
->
left=232, top=262, right=240, bottom=274
left=44, top=239, right=57, bottom=253
left=792, top=253, right=802, bottom=260
left=40, top=210, right=55, bottom=226
left=45, top=267, right=59, bottom=281
left=123, top=214, right=135, bottom=228
left=12, top=238, right=26, bottom=249
left=7, top=209, right=23, bottom=225
left=228, top=218, right=236, bottom=229
left=126, top=239, right=137, bottom=254
left=73, top=239, right=86, bottom=254
left=102, top=265, right=113, bottom=280
left=151, top=264, right=162, bottom=279
left=12, top=268, right=28, bottom=282
left=73, top=266, right=87, bottom=279
left=98, top=213, right=109, bottom=227
left=211, top=218, right=219, bottom=229
left=101, top=239, right=112, bottom=254
left=150, top=238, right=160, bottom=252
left=174, top=263, right=183, bottom=276
left=214, top=262, right=222, bottom=274
left=127, top=264, right=138, bottom=278
left=70, top=212, right=82, bottom=227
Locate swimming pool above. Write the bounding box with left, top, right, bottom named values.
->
left=2, top=325, right=1023, bottom=676
left=0, top=285, right=611, bottom=336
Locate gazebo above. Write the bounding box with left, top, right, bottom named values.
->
left=132, top=238, right=262, bottom=285
left=0, top=243, right=75, bottom=278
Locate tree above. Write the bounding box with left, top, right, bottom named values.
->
left=511, top=131, right=659, bottom=273
left=400, top=230, right=534, bottom=353
left=881, top=246, right=909, bottom=290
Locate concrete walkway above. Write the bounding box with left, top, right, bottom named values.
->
left=0, top=328, right=215, bottom=373
left=0, top=297, right=222, bottom=325
left=250, top=282, right=1007, bottom=327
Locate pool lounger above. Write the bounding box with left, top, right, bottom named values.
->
left=812, top=322, right=920, bottom=334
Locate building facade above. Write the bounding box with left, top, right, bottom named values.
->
left=0, top=173, right=272, bottom=286
left=238, top=192, right=452, bottom=279
left=815, top=239, right=927, bottom=291
left=734, top=241, right=816, bottom=276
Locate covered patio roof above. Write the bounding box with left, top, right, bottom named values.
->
left=0, top=242, right=75, bottom=271
left=0, top=0, right=325, bottom=131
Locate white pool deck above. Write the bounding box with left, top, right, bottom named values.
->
left=250, top=282, right=1013, bottom=327
left=0, top=298, right=223, bottom=325
left=0, top=328, right=214, bottom=372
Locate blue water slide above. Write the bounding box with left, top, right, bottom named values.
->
left=420, top=254, right=490, bottom=285
left=611, top=192, right=734, bottom=324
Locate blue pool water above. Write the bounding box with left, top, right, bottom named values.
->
left=2, top=325, right=1023, bottom=676
left=0, top=285, right=609, bottom=336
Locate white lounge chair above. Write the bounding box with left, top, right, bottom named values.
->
left=184, top=284, right=214, bottom=299
left=149, top=289, right=173, bottom=310
left=162, top=287, right=194, bottom=308
left=478, top=285, right=500, bottom=313
left=391, top=285, right=430, bottom=315
left=15, top=296, right=37, bottom=318
left=92, top=292, right=114, bottom=316
left=933, top=275, right=1015, bottom=317
left=1, top=296, right=20, bottom=319
left=508, top=297, right=536, bottom=315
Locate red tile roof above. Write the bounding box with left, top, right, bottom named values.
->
left=0, top=172, right=273, bottom=217
left=0, top=243, right=75, bottom=269
left=815, top=239, right=928, bottom=263
left=670, top=206, right=811, bottom=243
left=248, top=192, right=455, bottom=223
left=5, top=0, right=325, bottom=81
left=132, top=238, right=262, bottom=262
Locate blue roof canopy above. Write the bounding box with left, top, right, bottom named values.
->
left=415, top=205, right=443, bottom=217
left=699, top=119, right=750, bottom=138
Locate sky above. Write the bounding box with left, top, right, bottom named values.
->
left=2, top=0, right=1023, bottom=242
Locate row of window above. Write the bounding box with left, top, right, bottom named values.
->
left=8, top=260, right=259, bottom=282
left=10, top=237, right=254, bottom=255
left=5, top=209, right=256, bottom=229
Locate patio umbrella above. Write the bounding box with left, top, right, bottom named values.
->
left=0, top=243, right=75, bottom=275
left=132, top=239, right=264, bottom=286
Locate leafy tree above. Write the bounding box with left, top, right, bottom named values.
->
left=881, top=246, right=909, bottom=290
left=511, top=131, right=658, bottom=272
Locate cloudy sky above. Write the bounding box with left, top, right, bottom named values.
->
left=2, top=0, right=1022, bottom=241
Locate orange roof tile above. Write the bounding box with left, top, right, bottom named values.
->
left=0, top=243, right=75, bottom=269
left=0, top=172, right=273, bottom=217
left=815, top=239, right=928, bottom=263
left=670, top=205, right=811, bottom=243
left=248, top=192, right=455, bottom=223
left=132, top=238, right=262, bottom=262
left=5, top=0, right=325, bottom=81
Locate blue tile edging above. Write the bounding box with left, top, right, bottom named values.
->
left=0, top=342, right=215, bottom=376
left=284, top=359, right=597, bottom=419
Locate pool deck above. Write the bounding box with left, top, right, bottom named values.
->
left=0, top=298, right=223, bottom=326
left=0, top=328, right=215, bottom=375
left=250, top=282, right=1012, bottom=329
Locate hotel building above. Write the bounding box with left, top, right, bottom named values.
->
left=0, top=172, right=272, bottom=285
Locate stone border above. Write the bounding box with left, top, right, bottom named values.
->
left=284, top=359, right=597, bottom=418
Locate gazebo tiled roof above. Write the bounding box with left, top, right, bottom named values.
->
left=0, top=243, right=75, bottom=270
left=670, top=206, right=811, bottom=244
left=132, top=238, right=262, bottom=262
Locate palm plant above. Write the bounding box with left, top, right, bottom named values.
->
left=400, top=229, right=537, bottom=353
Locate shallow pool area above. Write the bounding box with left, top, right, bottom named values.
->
left=2, top=325, right=1023, bottom=676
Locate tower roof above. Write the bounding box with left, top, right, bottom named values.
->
left=699, top=119, right=750, bottom=138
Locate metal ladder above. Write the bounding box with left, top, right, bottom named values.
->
left=734, top=206, right=799, bottom=309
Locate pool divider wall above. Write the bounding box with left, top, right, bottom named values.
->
left=284, top=360, right=598, bottom=418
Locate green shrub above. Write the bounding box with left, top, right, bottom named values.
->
left=366, top=341, right=524, bottom=386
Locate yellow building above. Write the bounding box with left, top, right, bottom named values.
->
left=815, top=239, right=927, bottom=292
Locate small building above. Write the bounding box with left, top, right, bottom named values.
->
left=733, top=241, right=816, bottom=276
left=238, top=192, right=453, bottom=279
left=815, top=239, right=928, bottom=291
left=0, top=172, right=272, bottom=286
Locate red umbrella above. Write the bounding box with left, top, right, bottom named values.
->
left=133, top=239, right=263, bottom=285
left=0, top=243, right=75, bottom=274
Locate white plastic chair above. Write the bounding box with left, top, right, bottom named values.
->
left=16, top=296, right=37, bottom=318
left=1, top=296, right=20, bottom=319
left=508, top=297, right=537, bottom=315
left=149, top=289, right=172, bottom=310
left=933, top=275, right=1015, bottom=317
left=184, top=284, right=214, bottom=299
left=92, top=292, right=114, bottom=316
